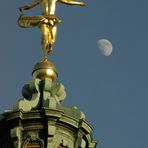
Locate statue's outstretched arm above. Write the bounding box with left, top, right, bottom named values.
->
left=19, top=0, right=40, bottom=12
left=59, top=0, right=85, bottom=6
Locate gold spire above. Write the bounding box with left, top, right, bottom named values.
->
left=18, top=0, right=85, bottom=60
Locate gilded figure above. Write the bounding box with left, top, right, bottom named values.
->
left=18, top=0, right=85, bottom=59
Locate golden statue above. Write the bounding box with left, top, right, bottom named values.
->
left=18, top=0, right=85, bottom=60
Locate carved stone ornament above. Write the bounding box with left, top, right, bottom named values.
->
left=14, top=78, right=66, bottom=111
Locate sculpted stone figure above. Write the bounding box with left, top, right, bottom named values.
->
left=18, top=0, right=85, bottom=59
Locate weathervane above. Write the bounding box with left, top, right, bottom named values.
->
left=18, top=0, right=85, bottom=60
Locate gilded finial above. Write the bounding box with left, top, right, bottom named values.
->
left=18, top=0, right=85, bottom=60
left=32, top=59, right=58, bottom=80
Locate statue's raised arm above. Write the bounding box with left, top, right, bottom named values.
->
left=58, top=0, right=85, bottom=6
left=19, top=0, right=40, bottom=13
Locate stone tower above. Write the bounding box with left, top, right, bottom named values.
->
left=0, top=0, right=97, bottom=148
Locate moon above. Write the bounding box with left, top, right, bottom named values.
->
left=97, top=39, right=113, bottom=56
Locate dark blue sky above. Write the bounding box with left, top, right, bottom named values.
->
left=0, top=0, right=148, bottom=148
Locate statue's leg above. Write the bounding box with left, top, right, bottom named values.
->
left=47, top=25, right=57, bottom=54
left=39, top=23, right=57, bottom=59
left=40, top=24, right=50, bottom=59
